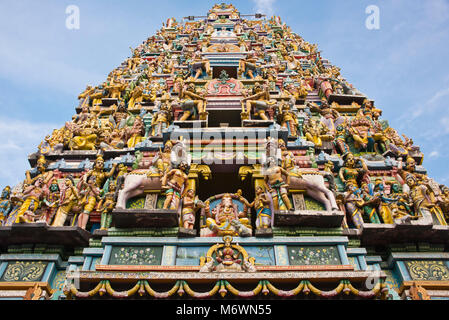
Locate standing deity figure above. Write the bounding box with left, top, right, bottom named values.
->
left=339, top=153, right=369, bottom=189
left=241, top=82, right=275, bottom=121
left=161, top=161, right=189, bottom=211
left=239, top=186, right=273, bottom=230
left=151, top=102, right=172, bottom=137
left=359, top=182, right=382, bottom=224
left=51, top=176, right=80, bottom=227
left=180, top=189, right=204, bottom=229
left=178, top=83, right=208, bottom=121
left=96, top=181, right=117, bottom=230
left=77, top=175, right=101, bottom=230
left=42, top=180, right=60, bottom=225
left=264, top=156, right=294, bottom=211
left=85, top=155, right=118, bottom=190
left=343, top=184, right=365, bottom=229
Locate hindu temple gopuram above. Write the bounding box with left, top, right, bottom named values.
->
left=1, top=3, right=448, bottom=301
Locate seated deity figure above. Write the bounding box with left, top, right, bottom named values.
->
left=384, top=127, right=409, bottom=158
left=15, top=177, right=46, bottom=224
left=303, top=118, right=333, bottom=148
left=178, top=82, right=208, bottom=121
left=241, top=82, right=276, bottom=121
left=203, top=194, right=252, bottom=237
left=405, top=174, right=447, bottom=226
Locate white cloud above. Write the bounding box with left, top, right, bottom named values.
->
left=429, top=151, right=440, bottom=159
left=0, top=117, right=59, bottom=188
left=252, top=0, right=276, bottom=17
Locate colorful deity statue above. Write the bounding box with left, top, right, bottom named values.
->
left=96, top=180, right=117, bottom=230
left=238, top=186, right=272, bottom=230
left=339, top=153, right=369, bottom=189
left=15, top=177, right=46, bottom=224
left=343, top=183, right=365, bottom=229
left=348, top=108, right=375, bottom=152
left=124, top=115, right=145, bottom=148
left=190, top=51, right=212, bottom=80
left=264, top=156, right=294, bottom=211
left=359, top=182, right=382, bottom=224
left=180, top=189, right=204, bottom=229
left=0, top=186, right=11, bottom=223
left=405, top=174, right=447, bottom=225
left=51, top=176, right=80, bottom=227
left=241, top=82, right=275, bottom=121
left=178, top=82, right=208, bottom=121
left=277, top=101, right=299, bottom=137
left=77, top=175, right=101, bottom=230
left=25, top=155, right=54, bottom=188
left=238, top=52, right=258, bottom=79
left=85, top=155, right=118, bottom=189
left=151, top=102, right=172, bottom=137
left=161, top=161, right=190, bottom=211
left=42, top=179, right=60, bottom=225
left=203, top=193, right=252, bottom=237
left=304, top=118, right=333, bottom=148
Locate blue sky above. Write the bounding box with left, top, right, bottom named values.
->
left=0, top=0, right=449, bottom=188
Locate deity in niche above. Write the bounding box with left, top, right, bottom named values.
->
left=201, top=193, right=252, bottom=237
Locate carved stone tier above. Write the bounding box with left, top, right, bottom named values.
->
left=0, top=223, right=91, bottom=247
left=112, top=209, right=178, bottom=228
left=72, top=269, right=384, bottom=285
left=348, top=220, right=449, bottom=246
left=274, top=210, right=345, bottom=228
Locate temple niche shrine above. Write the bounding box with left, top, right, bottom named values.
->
left=0, top=3, right=448, bottom=301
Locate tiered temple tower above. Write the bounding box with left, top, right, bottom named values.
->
left=0, top=3, right=448, bottom=300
